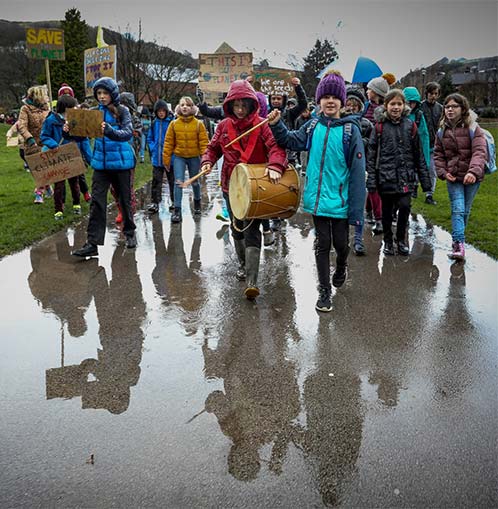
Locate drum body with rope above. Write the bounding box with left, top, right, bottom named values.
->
left=229, top=163, right=301, bottom=220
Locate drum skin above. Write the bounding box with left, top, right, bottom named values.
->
left=229, top=163, right=301, bottom=220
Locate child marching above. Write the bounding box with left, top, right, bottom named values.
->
left=268, top=71, right=366, bottom=313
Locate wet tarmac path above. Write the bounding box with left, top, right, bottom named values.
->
left=1, top=174, right=497, bottom=507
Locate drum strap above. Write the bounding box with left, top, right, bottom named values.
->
left=226, top=119, right=259, bottom=163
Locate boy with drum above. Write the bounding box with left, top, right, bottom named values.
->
left=268, top=71, right=366, bottom=313
left=200, top=80, right=287, bottom=300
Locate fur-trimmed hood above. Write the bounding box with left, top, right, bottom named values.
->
left=174, top=103, right=198, bottom=117
left=374, top=104, right=411, bottom=123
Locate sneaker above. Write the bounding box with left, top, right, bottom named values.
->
left=44, top=186, right=54, bottom=199
left=194, top=199, right=202, bottom=215
left=365, top=211, right=374, bottom=224
left=147, top=203, right=159, bottom=214
left=73, top=204, right=82, bottom=215
left=140, top=156, right=144, bottom=164
left=125, top=234, right=137, bottom=249
left=72, top=242, right=98, bottom=257
left=169, top=204, right=175, bottom=212
left=216, top=208, right=230, bottom=222
left=315, top=286, right=332, bottom=312
left=448, top=241, right=465, bottom=260
left=425, top=195, right=437, bottom=205
left=263, top=230, right=275, bottom=246
left=115, top=211, right=123, bottom=223
left=33, top=193, right=44, bottom=204
left=236, top=266, right=246, bottom=281
left=397, top=240, right=410, bottom=256
left=271, top=219, right=282, bottom=232
left=383, top=240, right=395, bottom=256
left=83, top=192, right=92, bottom=203
left=54, top=211, right=64, bottom=221
left=332, top=265, right=348, bottom=288
left=353, top=239, right=366, bottom=256
left=171, top=209, right=182, bottom=223
left=372, top=220, right=383, bottom=235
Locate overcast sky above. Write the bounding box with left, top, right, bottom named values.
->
left=3, top=0, right=497, bottom=80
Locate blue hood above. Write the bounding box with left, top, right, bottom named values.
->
left=93, top=77, right=120, bottom=105
left=403, top=87, right=422, bottom=104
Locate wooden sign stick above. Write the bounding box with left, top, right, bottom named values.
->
left=177, top=167, right=211, bottom=188
left=224, top=117, right=269, bottom=149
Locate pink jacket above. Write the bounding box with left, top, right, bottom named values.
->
left=434, top=122, right=487, bottom=182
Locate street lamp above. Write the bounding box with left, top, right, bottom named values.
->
left=422, top=68, right=427, bottom=90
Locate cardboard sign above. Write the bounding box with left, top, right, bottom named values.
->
left=26, top=143, right=87, bottom=187
left=26, top=28, right=65, bottom=61
left=6, top=136, right=19, bottom=147
left=66, top=109, right=103, bottom=138
left=84, top=46, right=117, bottom=97
left=199, top=52, right=253, bottom=104
left=253, top=70, right=294, bottom=96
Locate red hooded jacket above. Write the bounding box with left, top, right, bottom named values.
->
left=201, top=80, right=287, bottom=193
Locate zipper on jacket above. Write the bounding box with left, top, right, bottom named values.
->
left=313, top=120, right=331, bottom=215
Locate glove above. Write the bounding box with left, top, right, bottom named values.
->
left=26, top=137, right=36, bottom=147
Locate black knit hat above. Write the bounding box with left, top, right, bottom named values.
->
left=346, top=86, right=366, bottom=109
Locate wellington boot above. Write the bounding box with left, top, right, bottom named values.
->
left=234, top=239, right=246, bottom=280
left=244, top=247, right=260, bottom=300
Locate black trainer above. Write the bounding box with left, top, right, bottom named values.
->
left=194, top=199, right=202, bottom=215
left=147, top=203, right=159, bottom=214
left=397, top=240, right=409, bottom=256
left=332, top=265, right=348, bottom=288
left=315, top=286, right=332, bottom=312
left=171, top=208, right=182, bottom=223
left=125, top=234, right=137, bottom=249
left=383, top=240, right=395, bottom=256
left=425, top=195, right=437, bottom=205
left=72, top=242, right=98, bottom=257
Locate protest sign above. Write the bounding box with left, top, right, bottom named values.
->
left=66, top=109, right=103, bottom=138
left=26, top=143, right=87, bottom=187
left=84, top=46, right=117, bottom=97
left=26, top=28, right=65, bottom=60
left=199, top=52, right=253, bottom=104
left=253, top=70, right=294, bottom=96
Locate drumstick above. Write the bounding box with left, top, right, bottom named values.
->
left=177, top=167, right=210, bottom=188
left=224, top=117, right=269, bottom=149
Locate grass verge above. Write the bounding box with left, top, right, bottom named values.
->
left=412, top=126, right=498, bottom=259
left=0, top=123, right=152, bottom=258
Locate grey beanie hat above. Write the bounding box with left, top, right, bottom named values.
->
left=367, top=77, right=390, bottom=98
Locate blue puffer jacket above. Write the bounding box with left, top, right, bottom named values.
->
left=91, top=77, right=135, bottom=170
left=148, top=113, right=174, bottom=167
left=270, top=114, right=366, bottom=224
left=40, top=111, right=92, bottom=164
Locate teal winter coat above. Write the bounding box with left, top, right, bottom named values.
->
left=403, top=87, right=431, bottom=167
left=270, top=114, right=366, bottom=224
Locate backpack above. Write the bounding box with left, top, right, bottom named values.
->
left=437, top=125, right=496, bottom=175
left=305, top=118, right=354, bottom=166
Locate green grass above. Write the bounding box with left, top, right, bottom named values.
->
left=412, top=126, right=498, bottom=259
left=0, top=123, right=153, bottom=258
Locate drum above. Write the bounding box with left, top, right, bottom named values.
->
left=229, top=163, right=301, bottom=220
